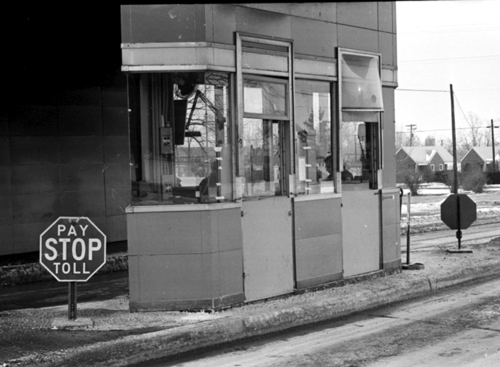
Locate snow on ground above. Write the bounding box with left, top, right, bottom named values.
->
left=399, top=183, right=500, bottom=233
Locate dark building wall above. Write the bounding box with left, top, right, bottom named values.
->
left=0, top=4, right=128, bottom=256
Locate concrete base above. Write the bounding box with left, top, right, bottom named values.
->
left=402, top=262, right=425, bottom=270
left=447, top=249, right=473, bottom=254
left=51, top=317, right=93, bottom=330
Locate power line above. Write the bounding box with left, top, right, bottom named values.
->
left=396, top=88, right=449, bottom=93
left=399, top=55, right=500, bottom=64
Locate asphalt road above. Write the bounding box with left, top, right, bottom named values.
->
left=402, top=222, right=500, bottom=252
left=0, top=271, right=128, bottom=312
left=147, top=277, right=500, bottom=367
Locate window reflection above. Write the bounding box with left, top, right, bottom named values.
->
left=240, top=119, right=282, bottom=197
left=295, top=80, right=333, bottom=195
left=244, top=78, right=287, bottom=117
left=341, top=121, right=378, bottom=189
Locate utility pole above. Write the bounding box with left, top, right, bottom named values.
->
left=487, top=119, right=499, bottom=172
left=406, top=124, right=417, bottom=146
left=450, top=85, right=458, bottom=195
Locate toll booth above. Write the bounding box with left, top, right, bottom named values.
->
left=121, top=3, right=400, bottom=311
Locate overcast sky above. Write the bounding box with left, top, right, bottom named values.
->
left=395, top=0, right=500, bottom=144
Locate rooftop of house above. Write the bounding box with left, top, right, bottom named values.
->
left=397, top=146, right=454, bottom=165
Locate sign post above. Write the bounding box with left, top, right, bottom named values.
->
left=40, top=217, right=106, bottom=320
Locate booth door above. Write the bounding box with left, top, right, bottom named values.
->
left=342, top=189, right=380, bottom=277
left=239, top=119, right=294, bottom=302
left=241, top=197, right=293, bottom=302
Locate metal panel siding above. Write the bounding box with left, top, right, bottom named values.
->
left=294, top=198, right=342, bottom=240
left=382, top=87, right=396, bottom=188
left=211, top=4, right=237, bottom=45
left=121, top=5, right=207, bottom=44
left=383, top=224, right=399, bottom=264
left=137, top=254, right=210, bottom=301
left=342, top=190, right=380, bottom=277
left=219, top=249, right=244, bottom=295
left=289, top=3, right=336, bottom=21
left=241, top=198, right=294, bottom=302
left=127, top=255, right=141, bottom=302
left=337, top=2, right=378, bottom=30
left=338, top=25, right=379, bottom=53
left=128, top=211, right=203, bottom=255
left=235, top=6, right=291, bottom=39
left=291, top=16, right=337, bottom=59
left=201, top=209, right=219, bottom=254
left=295, top=234, right=342, bottom=283
left=379, top=32, right=394, bottom=66
left=217, top=208, right=243, bottom=252
left=378, top=2, right=394, bottom=33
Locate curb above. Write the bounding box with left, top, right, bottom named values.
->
left=18, top=260, right=500, bottom=367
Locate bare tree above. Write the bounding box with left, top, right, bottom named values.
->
left=395, top=131, right=421, bottom=148
left=458, top=112, right=488, bottom=150
left=424, top=135, right=436, bottom=146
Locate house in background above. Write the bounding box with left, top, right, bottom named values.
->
left=396, top=146, right=454, bottom=182
left=461, top=147, right=499, bottom=173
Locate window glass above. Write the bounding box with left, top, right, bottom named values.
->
left=295, top=80, right=333, bottom=195
left=341, top=121, right=378, bottom=189
left=128, top=72, right=232, bottom=205
left=239, top=118, right=283, bottom=197
left=340, top=52, right=383, bottom=111
left=237, top=75, right=289, bottom=199
left=244, top=78, right=287, bottom=117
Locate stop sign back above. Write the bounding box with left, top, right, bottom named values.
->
left=40, top=217, right=107, bottom=282
left=440, top=194, right=477, bottom=230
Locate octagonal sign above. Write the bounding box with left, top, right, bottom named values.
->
left=441, top=194, right=477, bottom=230
left=40, top=217, right=107, bottom=282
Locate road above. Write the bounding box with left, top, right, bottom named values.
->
left=0, top=270, right=128, bottom=312
left=144, top=277, right=500, bottom=367
left=402, top=222, right=500, bottom=252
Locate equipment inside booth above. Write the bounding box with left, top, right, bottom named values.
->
left=128, top=72, right=232, bottom=205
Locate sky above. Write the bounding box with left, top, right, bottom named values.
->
left=395, top=0, right=500, bottom=145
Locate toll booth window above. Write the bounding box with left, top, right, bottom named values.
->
left=341, top=121, right=379, bottom=189
left=237, top=76, right=289, bottom=198
left=128, top=72, right=232, bottom=205
left=295, top=79, right=333, bottom=195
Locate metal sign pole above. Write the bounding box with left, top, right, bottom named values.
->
left=68, top=282, right=77, bottom=320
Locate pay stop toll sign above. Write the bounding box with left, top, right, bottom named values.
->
left=40, top=217, right=107, bottom=282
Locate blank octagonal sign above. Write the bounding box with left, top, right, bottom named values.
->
left=441, top=194, right=477, bottom=230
